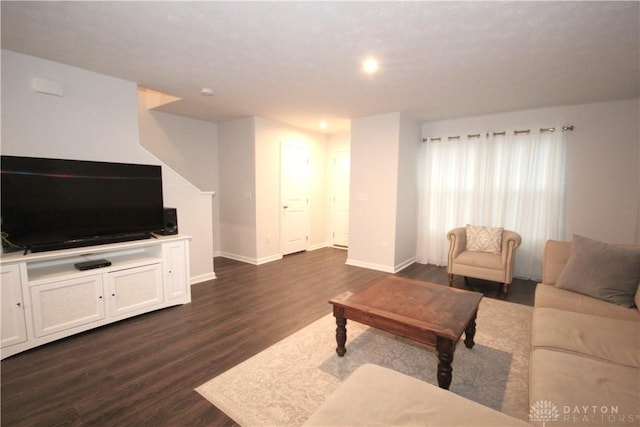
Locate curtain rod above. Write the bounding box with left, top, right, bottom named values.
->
left=422, top=125, right=574, bottom=143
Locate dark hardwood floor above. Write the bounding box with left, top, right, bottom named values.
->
left=1, top=248, right=536, bottom=426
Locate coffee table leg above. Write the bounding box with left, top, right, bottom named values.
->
left=464, top=309, right=478, bottom=349
left=436, top=336, right=454, bottom=389
left=335, top=317, right=347, bottom=357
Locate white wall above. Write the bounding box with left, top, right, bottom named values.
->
left=2, top=50, right=140, bottom=161
left=137, top=97, right=220, bottom=255
left=160, top=167, right=216, bottom=283
left=1, top=49, right=215, bottom=283
left=138, top=105, right=218, bottom=192
left=217, top=117, right=257, bottom=262
left=421, top=99, right=640, bottom=245
left=348, top=113, right=402, bottom=272
left=395, top=115, right=421, bottom=269
left=253, top=117, right=284, bottom=263
left=347, top=113, right=421, bottom=272
left=327, top=133, right=350, bottom=160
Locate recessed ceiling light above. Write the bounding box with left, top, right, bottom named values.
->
left=362, top=58, right=379, bottom=74
left=200, top=87, right=214, bottom=96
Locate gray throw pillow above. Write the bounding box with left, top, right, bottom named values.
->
left=555, top=235, right=640, bottom=307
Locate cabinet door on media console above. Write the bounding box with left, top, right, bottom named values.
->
left=163, top=240, right=189, bottom=302
left=106, top=264, right=164, bottom=318
left=30, top=275, right=106, bottom=338
left=1, top=265, right=27, bottom=348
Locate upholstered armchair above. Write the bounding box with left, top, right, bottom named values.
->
left=447, top=226, right=522, bottom=293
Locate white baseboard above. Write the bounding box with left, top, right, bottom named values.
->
left=345, top=258, right=396, bottom=273
left=216, top=244, right=340, bottom=267
left=308, top=242, right=329, bottom=251
left=218, top=251, right=283, bottom=266
left=190, top=272, right=216, bottom=285
left=394, top=256, right=416, bottom=273
left=256, top=254, right=283, bottom=265
left=345, top=257, right=417, bottom=274
left=218, top=251, right=258, bottom=265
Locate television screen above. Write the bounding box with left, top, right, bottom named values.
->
left=1, top=155, right=165, bottom=253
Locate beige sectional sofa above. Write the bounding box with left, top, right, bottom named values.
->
left=305, top=236, right=639, bottom=426
left=530, top=238, right=640, bottom=426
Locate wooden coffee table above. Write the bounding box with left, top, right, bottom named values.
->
left=329, top=275, right=483, bottom=390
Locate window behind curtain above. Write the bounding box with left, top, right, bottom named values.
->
left=416, top=131, right=567, bottom=280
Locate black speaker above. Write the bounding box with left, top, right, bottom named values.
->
left=158, top=207, right=178, bottom=235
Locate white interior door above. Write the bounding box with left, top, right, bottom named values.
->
left=281, top=142, right=311, bottom=255
left=331, top=151, right=350, bottom=247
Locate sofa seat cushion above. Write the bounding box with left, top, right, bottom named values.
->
left=454, top=250, right=502, bottom=270
left=535, top=284, right=640, bottom=322
left=532, top=307, right=640, bottom=367
left=530, top=349, right=640, bottom=426
left=304, top=364, right=529, bottom=426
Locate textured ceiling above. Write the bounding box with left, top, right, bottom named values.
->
left=2, top=1, right=639, bottom=134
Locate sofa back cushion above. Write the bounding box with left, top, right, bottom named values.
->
left=555, top=235, right=640, bottom=307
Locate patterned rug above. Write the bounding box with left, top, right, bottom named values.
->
left=196, top=297, right=533, bottom=426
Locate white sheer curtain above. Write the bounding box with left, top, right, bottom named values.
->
left=416, top=131, right=567, bottom=280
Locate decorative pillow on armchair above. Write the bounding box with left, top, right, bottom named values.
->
left=466, top=225, right=503, bottom=254
left=556, top=235, right=640, bottom=307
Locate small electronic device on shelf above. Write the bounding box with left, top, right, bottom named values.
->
left=73, top=258, right=112, bottom=271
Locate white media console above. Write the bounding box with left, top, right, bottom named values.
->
left=0, top=234, right=191, bottom=359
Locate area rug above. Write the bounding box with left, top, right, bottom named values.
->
left=196, top=297, right=532, bottom=426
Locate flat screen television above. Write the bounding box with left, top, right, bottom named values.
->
left=1, top=155, right=165, bottom=253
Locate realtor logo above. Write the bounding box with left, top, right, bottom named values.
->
left=530, top=400, right=639, bottom=425
left=530, top=400, right=560, bottom=426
